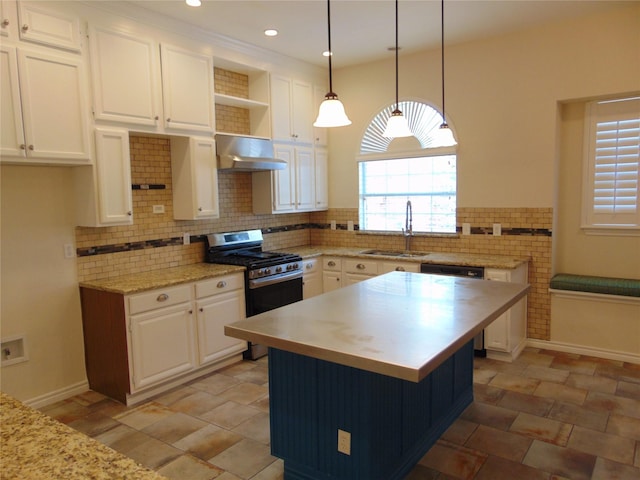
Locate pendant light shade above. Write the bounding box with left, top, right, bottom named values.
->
left=314, top=0, right=351, bottom=128
left=383, top=0, right=412, bottom=138
left=436, top=0, right=457, bottom=146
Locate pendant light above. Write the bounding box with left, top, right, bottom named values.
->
left=432, top=0, right=457, bottom=146
left=314, top=0, right=351, bottom=128
left=383, top=0, right=412, bottom=138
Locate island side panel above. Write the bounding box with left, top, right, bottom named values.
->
left=268, top=341, right=474, bottom=480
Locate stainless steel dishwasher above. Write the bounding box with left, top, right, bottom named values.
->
left=420, top=263, right=486, bottom=356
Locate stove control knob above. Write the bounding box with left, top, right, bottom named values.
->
left=264, top=268, right=272, bottom=275
left=292, top=263, right=299, bottom=270
left=276, top=266, right=283, bottom=273
left=257, top=269, right=264, bottom=277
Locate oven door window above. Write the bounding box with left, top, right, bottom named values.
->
left=247, top=277, right=303, bottom=316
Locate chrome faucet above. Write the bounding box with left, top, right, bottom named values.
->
left=402, top=200, right=413, bottom=251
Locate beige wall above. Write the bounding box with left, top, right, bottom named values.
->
left=556, top=102, right=640, bottom=279
left=1, top=166, right=87, bottom=402
left=328, top=3, right=640, bottom=209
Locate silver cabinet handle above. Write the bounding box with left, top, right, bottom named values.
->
left=157, top=293, right=169, bottom=302
left=306, top=263, right=313, bottom=270
left=217, top=281, right=227, bottom=289
left=328, top=261, right=336, bottom=267
left=356, top=263, right=366, bottom=270
left=395, top=266, right=406, bottom=271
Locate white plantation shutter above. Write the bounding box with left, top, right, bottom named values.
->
left=583, top=97, right=640, bottom=231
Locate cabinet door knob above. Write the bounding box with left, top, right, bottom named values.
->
left=157, top=293, right=169, bottom=302
left=356, top=263, right=366, bottom=270
left=198, top=207, right=203, bottom=211
left=395, top=266, right=405, bottom=271
left=166, top=118, right=171, bottom=122
left=2, top=19, right=9, bottom=27
left=199, top=307, right=204, bottom=312
left=20, top=144, right=26, bottom=150
left=28, top=145, right=34, bottom=151
left=21, top=24, right=28, bottom=32
left=217, top=281, right=227, bottom=288
left=127, top=211, right=132, bottom=216
left=154, top=116, right=159, bottom=121
left=306, top=263, right=312, bottom=270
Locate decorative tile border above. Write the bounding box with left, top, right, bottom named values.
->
left=76, top=223, right=552, bottom=257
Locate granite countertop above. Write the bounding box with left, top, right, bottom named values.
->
left=79, top=263, right=245, bottom=295
left=78, top=246, right=528, bottom=295
left=0, top=392, right=167, bottom=480
left=226, top=271, right=530, bottom=382
left=287, top=246, right=529, bottom=270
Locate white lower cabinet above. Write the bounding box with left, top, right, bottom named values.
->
left=322, top=257, right=343, bottom=292
left=343, top=259, right=378, bottom=286
left=302, top=258, right=322, bottom=299
left=484, top=264, right=528, bottom=361
left=80, top=273, right=246, bottom=405
left=129, top=302, right=196, bottom=391
left=195, top=273, right=246, bottom=364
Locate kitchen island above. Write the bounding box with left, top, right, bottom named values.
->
left=225, top=271, right=530, bottom=479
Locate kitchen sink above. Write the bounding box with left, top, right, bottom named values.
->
left=360, top=249, right=428, bottom=258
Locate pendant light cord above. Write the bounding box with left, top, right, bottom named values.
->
left=327, top=0, right=334, bottom=94
left=394, top=0, right=399, bottom=111
left=440, top=0, right=446, bottom=122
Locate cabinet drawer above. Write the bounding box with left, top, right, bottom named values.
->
left=380, top=262, right=420, bottom=274
left=323, top=257, right=342, bottom=271
left=195, top=273, right=244, bottom=299
left=128, top=285, right=192, bottom=315
left=344, top=259, right=379, bottom=275
left=303, top=258, right=319, bottom=272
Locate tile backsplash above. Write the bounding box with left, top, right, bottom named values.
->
left=76, top=126, right=552, bottom=342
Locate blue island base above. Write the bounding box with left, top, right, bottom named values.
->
left=268, top=340, right=474, bottom=480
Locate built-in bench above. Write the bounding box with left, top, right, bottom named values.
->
left=548, top=273, right=640, bottom=362
left=550, top=273, right=640, bottom=298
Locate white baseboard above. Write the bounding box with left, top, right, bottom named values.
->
left=526, top=339, right=640, bottom=365
left=24, top=380, right=90, bottom=409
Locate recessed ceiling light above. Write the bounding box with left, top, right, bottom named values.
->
left=186, top=0, right=201, bottom=6
left=264, top=29, right=278, bottom=37
left=323, top=50, right=332, bottom=57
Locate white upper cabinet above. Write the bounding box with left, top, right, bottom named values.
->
left=88, top=25, right=161, bottom=127
left=160, top=43, right=215, bottom=133
left=1, top=1, right=12, bottom=38
left=313, top=84, right=328, bottom=146
left=75, top=127, right=133, bottom=227
left=171, top=136, right=219, bottom=220
left=271, top=74, right=313, bottom=144
left=314, top=146, right=329, bottom=210
left=88, top=25, right=214, bottom=134
left=17, top=1, right=81, bottom=52
left=0, top=44, right=91, bottom=164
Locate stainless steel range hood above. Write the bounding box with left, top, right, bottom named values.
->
left=216, top=134, right=286, bottom=171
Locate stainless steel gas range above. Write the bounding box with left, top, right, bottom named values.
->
left=204, top=229, right=303, bottom=359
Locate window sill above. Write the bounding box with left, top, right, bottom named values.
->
left=581, top=226, right=640, bottom=237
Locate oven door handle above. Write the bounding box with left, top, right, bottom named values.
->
left=249, top=270, right=303, bottom=289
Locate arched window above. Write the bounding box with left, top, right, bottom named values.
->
left=358, top=100, right=457, bottom=234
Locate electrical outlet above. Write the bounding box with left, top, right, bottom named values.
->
left=330, top=220, right=336, bottom=230
left=347, top=220, right=354, bottom=232
left=337, top=429, right=351, bottom=455
left=152, top=205, right=165, bottom=214
left=492, top=223, right=502, bottom=236
left=183, top=233, right=190, bottom=245
left=462, top=223, right=471, bottom=235
left=64, top=244, right=75, bottom=259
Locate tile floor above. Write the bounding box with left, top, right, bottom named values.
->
left=40, top=348, right=640, bottom=479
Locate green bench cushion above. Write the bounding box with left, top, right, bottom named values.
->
left=550, top=273, right=640, bottom=298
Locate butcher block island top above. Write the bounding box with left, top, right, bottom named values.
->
left=226, top=271, right=530, bottom=382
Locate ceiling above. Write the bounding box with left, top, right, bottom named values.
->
left=127, top=0, right=632, bottom=68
